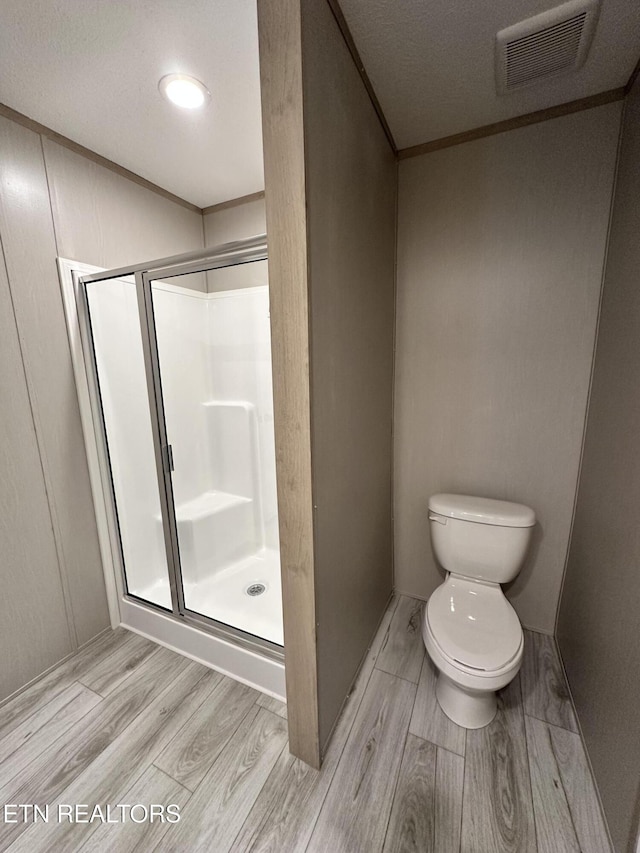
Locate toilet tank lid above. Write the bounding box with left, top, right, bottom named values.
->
left=428, top=494, right=535, bottom=527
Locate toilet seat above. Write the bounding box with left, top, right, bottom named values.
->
left=427, top=575, right=522, bottom=673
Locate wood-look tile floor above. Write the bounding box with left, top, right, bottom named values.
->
left=0, top=596, right=612, bottom=852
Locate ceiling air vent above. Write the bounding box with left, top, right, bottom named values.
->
left=495, top=0, right=600, bottom=94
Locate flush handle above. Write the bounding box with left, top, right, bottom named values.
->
left=428, top=514, right=447, bottom=525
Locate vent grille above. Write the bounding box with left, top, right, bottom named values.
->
left=496, top=0, right=599, bottom=94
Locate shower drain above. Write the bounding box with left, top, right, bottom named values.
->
left=246, top=583, right=266, bottom=597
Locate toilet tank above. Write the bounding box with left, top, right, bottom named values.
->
left=428, top=494, right=535, bottom=584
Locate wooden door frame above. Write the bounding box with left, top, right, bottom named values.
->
left=257, top=0, right=320, bottom=768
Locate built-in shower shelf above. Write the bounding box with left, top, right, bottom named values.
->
left=174, top=490, right=250, bottom=522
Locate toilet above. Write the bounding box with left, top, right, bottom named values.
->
left=423, top=493, right=535, bottom=729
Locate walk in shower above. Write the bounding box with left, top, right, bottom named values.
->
left=60, top=237, right=284, bottom=695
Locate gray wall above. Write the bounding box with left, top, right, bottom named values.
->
left=0, top=115, right=203, bottom=702
left=558, top=78, right=640, bottom=853
left=394, top=103, right=621, bottom=633
left=301, top=0, right=397, bottom=751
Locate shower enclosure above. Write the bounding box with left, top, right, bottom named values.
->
left=60, top=236, right=284, bottom=695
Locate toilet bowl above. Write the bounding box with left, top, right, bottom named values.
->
left=423, top=494, right=535, bottom=729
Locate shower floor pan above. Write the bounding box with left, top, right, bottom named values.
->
left=136, top=547, right=283, bottom=646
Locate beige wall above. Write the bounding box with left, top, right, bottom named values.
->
left=558, top=79, right=640, bottom=853
left=258, top=0, right=396, bottom=764
left=395, top=103, right=621, bottom=633
left=301, top=0, right=396, bottom=752
left=203, top=197, right=266, bottom=246
left=44, top=140, right=203, bottom=269
left=0, top=115, right=203, bottom=703
left=203, top=197, right=267, bottom=293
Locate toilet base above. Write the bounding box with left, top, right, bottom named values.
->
left=435, top=672, right=497, bottom=729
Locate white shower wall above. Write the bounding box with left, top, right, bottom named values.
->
left=153, top=282, right=279, bottom=566
left=206, top=285, right=279, bottom=550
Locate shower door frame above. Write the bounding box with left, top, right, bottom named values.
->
left=77, top=236, right=284, bottom=663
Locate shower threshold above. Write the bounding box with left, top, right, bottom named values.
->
left=135, top=547, right=283, bottom=646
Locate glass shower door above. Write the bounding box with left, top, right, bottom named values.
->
left=84, top=276, right=173, bottom=610
left=144, top=258, right=283, bottom=646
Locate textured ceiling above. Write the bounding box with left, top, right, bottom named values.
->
left=0, top=0, right=263, bottom=207
left=1, top=1, right=639, bottom=205
left=338, top=0, right=640, bottom=149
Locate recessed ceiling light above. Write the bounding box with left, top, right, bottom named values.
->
left=158, top=74, right=211, bottom=109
